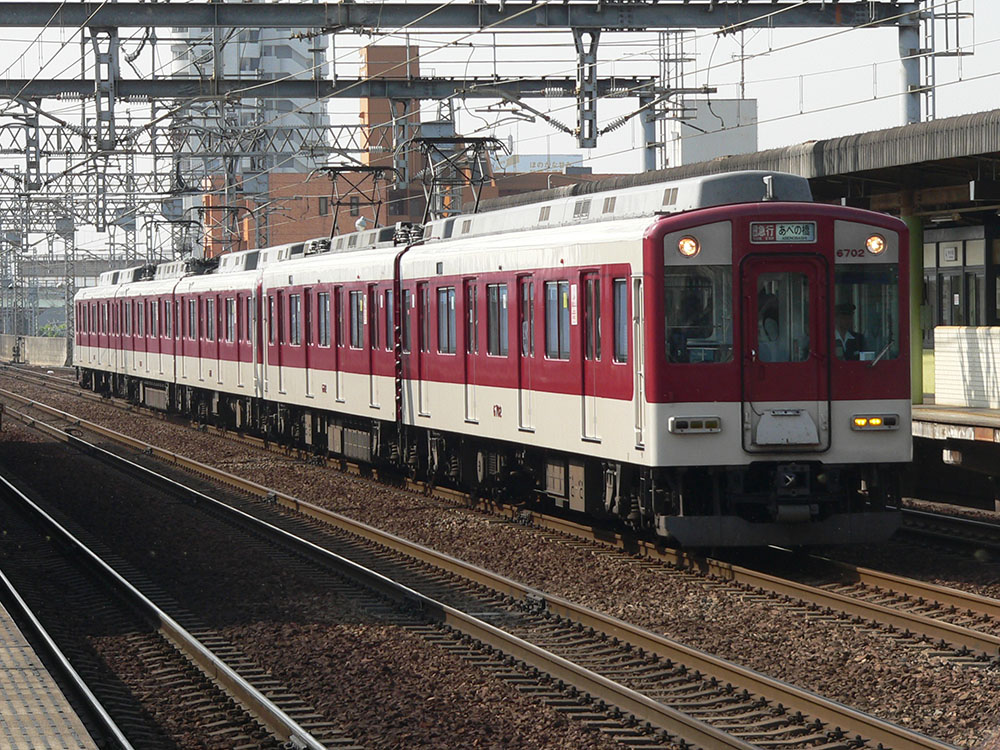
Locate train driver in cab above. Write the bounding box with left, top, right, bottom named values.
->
left=834, top=302, right=865, bottom=360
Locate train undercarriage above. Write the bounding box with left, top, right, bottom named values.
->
left=80, top=367, right=902, bottom=547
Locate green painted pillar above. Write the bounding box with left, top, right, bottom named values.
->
left=902, top=214, right=923, bottom=404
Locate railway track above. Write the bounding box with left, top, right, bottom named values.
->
left=0, top=382, right=963, bottom=750
left=0, top=471, right=334, bottom=749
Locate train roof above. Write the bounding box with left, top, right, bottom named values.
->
left=81, top=171, right=811, bottom=291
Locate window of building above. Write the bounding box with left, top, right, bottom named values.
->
left=226, top=298, right=236, bottom=342
left=487, top=283, right=508, bottom=356
left=349, top=195, right=360, bottom=217
left=205, top=298, right=215, bottom=341
left=437, top=286, right=456, bottom=353
left=349, top=290, right=364, bottom=348
left=319, top=196, right=329, bottom=216
left=318, top=292, right=331, bottom=346
left=613, top=278, right=628, bottom=363
left=545, top=281, right=570, bottom=359
left=289, top=294, right=301, bottom=345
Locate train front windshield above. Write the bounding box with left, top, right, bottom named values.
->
left=665, top=266, right=734, bottom=364
left=833, top=264, right=900, bottom=362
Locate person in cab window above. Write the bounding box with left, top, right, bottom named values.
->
left=834, top=302, right=865, bottom=360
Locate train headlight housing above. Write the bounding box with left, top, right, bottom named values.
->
left=866, top=234, right=886, bottom=255
left=677, top=236, right=700, bottom=258
left=851, top=414, right=898, bottom=431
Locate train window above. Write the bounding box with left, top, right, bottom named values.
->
left=318, top=292, right=331, bottom=347
left=164, top=300, right=172, bottom=338
left=402, top=289, right=412, bottom=352
left=289, top=294, right=301, bottom=346
left=419, top=283, right=430, bottom=353
left=613, top=279, right=628, bottom=363
left=189, top=299, right=198, bottom=340
left=150, top=300, right=159, bottom=337
left=520, top=279, right=534, bottom=357
left=466, top=282, right=478, bottom=354
left=334, top=288, right=344, bottom=347
left=226, top=298, right=236, bottom=343
left=584, top=276, right=600, bottom=361
left=437, top=286, right=456, bottom=354
left=664, top=266, right=733, bottom=364
left=384, top=289, right=394, bottom=350
left=349, top=291, right=364, bottom=349
left=833, top=264, right=900, bottom=361
left=756, top=274, right=808, bottom=362
left=602, top=197, right=616, bottom=214
left=487, top=283, right=508, bottom=356
left=205, top=298, right=215, bottom=341
left=267, top=297, right=275, bottom=344
left=368, top=287, right=379, bottom=350
left=545, top=281, right=570, bottom=360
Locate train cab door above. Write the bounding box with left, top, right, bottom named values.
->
left=517, top=276, right=534, bottom=431
left=740, top=255, right=830, bottom=452
left=581, top=272, right=601, bottom=441
left=463, top=279, right=478, bottom=423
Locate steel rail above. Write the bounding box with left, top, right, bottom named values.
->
left=0, top=563, right=135, bottom=750
left=1, top=403, right=763, bottom=750
left=0, top=390, right=959, bottom=750
left=0, top=442, right=327, bottom=750
left=901, top=508, right=1000, bottom=551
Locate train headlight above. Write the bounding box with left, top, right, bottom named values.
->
left=677, top=236, right=700, bottom=257
left=851, top=414, right=898, bottom=431
left=866, top=234, right=886, bottom=255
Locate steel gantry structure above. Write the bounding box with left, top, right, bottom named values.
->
left=0, top=1, right=930, bottom=362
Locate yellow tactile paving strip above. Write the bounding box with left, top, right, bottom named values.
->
left=0, top=602, right=97, bottom=749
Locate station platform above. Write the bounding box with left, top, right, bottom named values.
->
left=0, top=600, right=97, bottom=749
left=912, top=402, right=1000, bottom=443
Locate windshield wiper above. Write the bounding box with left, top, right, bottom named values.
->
left=868, top=338, right=893, bottom=368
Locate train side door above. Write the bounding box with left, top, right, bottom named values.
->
left=631, top=277, right=645, bottom=448
left=304, top=287, right=313, bottom=398
left=740, top=255, right=829, bottom=451
left=368, top=284, right=379, bottom=407
left=581, top=272, right=601, bottom=440
left=517, top=276, right=534, bottom=430
left=464, top=279, right=478, bottom=423
left=333, top=286, right=344, bottom=401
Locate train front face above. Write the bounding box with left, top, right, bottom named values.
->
left=644, top=202, right=910, bottom=547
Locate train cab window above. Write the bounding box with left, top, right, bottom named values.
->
left=318, top=292, right=331, bottom=347
left=349, top=291, right=364, bottom=349
left=402, top=289, right=413, bottom=352
left=664, top=266, right=733, bottom=364
left=545, top=281, right=570, bottom=360
left=226, top=298, right=236, bottom=343
left=437, top=286, right=456, bottom=354
left=613, top=279, right=628, bottom=363
left=487, top=284, right=508, bottom=356
left=833, top=264, right=900, bottom=361
left=205, top=298, right=215, bottom=341
left=289, top=294, right=301, bottom=346
left=756, top=274, right=808, bottom=363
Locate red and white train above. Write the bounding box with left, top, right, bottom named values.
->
left=74, top=171, right=910, bottom=546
